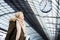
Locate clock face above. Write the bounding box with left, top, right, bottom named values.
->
left=39, top=0, right=52, bottom=13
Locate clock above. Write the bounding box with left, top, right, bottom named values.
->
left=39, top=0, right=52, bottom=13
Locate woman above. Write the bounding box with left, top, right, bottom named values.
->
left=5, top=11, right=25, bottom=40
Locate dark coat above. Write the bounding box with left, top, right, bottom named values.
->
left=5, top=21, right=25, bottom=40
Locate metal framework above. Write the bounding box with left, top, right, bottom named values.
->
left=0, top=0, right=60, bottom=40
left=0, top=0, right=49, bottom=40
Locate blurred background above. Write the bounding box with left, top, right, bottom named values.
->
left=0, top=0, right=60, bottom=40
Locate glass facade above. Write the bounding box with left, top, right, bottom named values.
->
left=27, top=0, right=59, bottom=40
left=0, top=0, right=60, bottom=40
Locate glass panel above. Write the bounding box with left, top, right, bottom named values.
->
left=27, top=0, right=59, bottom=40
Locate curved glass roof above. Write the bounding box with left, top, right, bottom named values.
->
left=27, top=0, right=59, bottom=40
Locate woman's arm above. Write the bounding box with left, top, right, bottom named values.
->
left=15, top=11, right=25, bottom=40
left=16, top=20, right=21, bottom=40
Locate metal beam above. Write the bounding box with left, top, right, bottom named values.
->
left=0, top=28, right=7, bottom=32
